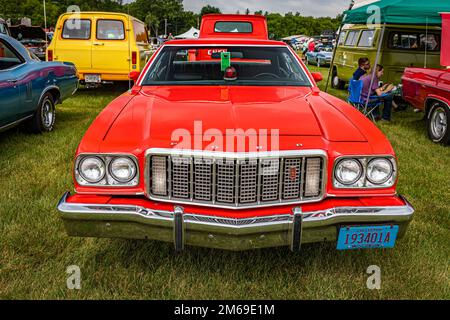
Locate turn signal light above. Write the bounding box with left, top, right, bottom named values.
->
left=132, top=51, right=137, bottom=65
left=47, top=50, right=53, bottom=61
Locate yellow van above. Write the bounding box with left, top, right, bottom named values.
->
left=47, top=12, right=151, bottom=83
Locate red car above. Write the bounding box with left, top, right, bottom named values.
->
left=58, top=15, right=414, bottom=251
left=402, top=13, right=450, bottom=145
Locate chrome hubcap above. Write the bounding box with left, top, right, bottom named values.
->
left=431, top=107, right=447, bottom=139
left=42, top=100, right=54, bottom=128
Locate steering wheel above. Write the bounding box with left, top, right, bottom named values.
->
left=254, top=72, right=280, bottom=79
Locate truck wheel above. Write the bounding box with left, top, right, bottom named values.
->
left=30, top=92, right=56, bottom=133
left=331, top=74, right=345, bottom=90
left=427, top=102, right=449, bottom=144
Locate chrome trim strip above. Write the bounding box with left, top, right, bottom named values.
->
left=0, top=115, right=33, bottom=133
left=58, top=192, right=415, bottom=234
left=144, top=149, right=328, bottom=210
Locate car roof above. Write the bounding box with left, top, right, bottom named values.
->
left=163, top=38, right=287, bottom=46
left=0, top=33, right=32, bottom=61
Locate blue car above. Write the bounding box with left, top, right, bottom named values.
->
left=0, top=34, right=78, bottom=133
left=305, top=46, right=333, bottom=67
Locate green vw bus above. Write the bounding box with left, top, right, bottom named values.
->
left=331, top=24, right=441, bottom=89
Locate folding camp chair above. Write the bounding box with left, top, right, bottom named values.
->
left=347, top=80, right=382, bottom=122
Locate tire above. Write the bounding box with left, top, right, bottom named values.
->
left=427, top=102, right=450, bottom=144
left=331, top=73, right=345, bottom=90
left=30, top=92, right=56, bottom=133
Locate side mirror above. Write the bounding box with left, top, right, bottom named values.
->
left=129, top=71, right=140, bottom=82
left=311, top=72, right=323, bottom=82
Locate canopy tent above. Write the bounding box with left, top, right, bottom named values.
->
left=174, top=27, right=200, bottom=39
left=343, top=0, right=450, bottom=25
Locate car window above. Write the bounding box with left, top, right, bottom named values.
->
left=133, top=20, right=148, bottom=43
left=142, top=46, right=311, bottom=87
left=344, top=30, right=360, bottom=46
left=388, top=32, right=440, bottom=51
left=97, top=19, right=125, bottom=40
left=338, top=31, right=347, bottom=45
left=214, top=22, right=253, bottom=33
left=0, top=40, right=24, bottom=70
left=62, top=19, right=91, bottom=39
left=358, top=30, right=375, bottom=47
left=0, top=23, right=8, bottom=35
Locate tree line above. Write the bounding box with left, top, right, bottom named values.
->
left=0, top=0, right=341, bottom=38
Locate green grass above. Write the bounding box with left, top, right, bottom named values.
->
left=0, top=72, right=449, bottom=300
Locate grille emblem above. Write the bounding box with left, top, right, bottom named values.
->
left=289, top=166, right=297, bottom=181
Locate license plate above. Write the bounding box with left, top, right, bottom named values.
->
left=337, top=225, right=399, bottom=250
left=85, top=74, right=101, bottom=83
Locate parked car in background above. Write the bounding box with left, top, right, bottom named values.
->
left=0, top=18, right=10, bottom=36
left=47, top=11, right=151, bottom=85
left=332, top=24, right=441, bottom=89
left=58, top=14, right=414, bottom=252
left=0, top=34, right=78, bottom=133
left=402, top=13, right=450, bottom=145
left=305, top=45, right=333, bottom=67
left=9, top=25, right=48, bottom=60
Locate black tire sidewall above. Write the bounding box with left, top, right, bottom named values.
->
left=427, top=103, right=450, bottom=144
left=32, top=93, right=56, bottom=133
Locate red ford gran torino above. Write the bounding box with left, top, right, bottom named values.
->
left=58, top=15, right=414, bottom=251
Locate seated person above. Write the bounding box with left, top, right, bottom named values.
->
left=352, top=57, right=370, bottom=80
left=360, top=64, right=394, bottom=121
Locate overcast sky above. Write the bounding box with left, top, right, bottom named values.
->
left=182, top=0, right=354, bottom=17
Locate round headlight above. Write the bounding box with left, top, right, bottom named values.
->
left=367, top=158, right=393, bottom=184
left=109, top=157, right=137, bottom=183
left=335, top=159, right=363, bottom=185
left=79, top=157, right=105, bottom=183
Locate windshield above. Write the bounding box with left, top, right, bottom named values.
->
left=141, top=46, right=311, bottom=86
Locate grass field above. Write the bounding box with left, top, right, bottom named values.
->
left=0, top=68, right=449, bottom=300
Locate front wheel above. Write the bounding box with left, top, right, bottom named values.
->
left=331, top=74, right=345, bottom=90
left=427, top=103, right=449, bottom=144
left=30, top=92, right=56, bottom=133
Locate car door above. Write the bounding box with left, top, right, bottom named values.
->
left=0, top=39, right=26, bottom=128
left=91, top=15, right=130, bottom=75
left=54, top=17, right=92, bottom=70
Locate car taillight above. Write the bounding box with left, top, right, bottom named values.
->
left=47, top=50, right=53, bottom=61
left=132, top=51, right=137, bottom=65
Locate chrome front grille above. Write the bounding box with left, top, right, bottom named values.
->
left=146, top=149, right=326, bottom=209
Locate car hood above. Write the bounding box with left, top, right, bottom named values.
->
left=102, top=86, right=367, bottom=150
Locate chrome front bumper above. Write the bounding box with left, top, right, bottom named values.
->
left=58, top=192, right=414, bottom=251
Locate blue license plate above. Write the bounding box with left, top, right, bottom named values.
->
left=337, top=225, right=399, bottom=250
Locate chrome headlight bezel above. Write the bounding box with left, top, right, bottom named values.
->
left=334, top=158, right=364, bottom=186
left=75, top=154, right=139, bottom=187
left=333, top=156, right=397, bottom=189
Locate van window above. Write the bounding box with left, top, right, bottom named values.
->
left=338, top=31, right=347, bottom=45
left=97, top=20, right=125, bottom=40
left=133, top=20, right=148, bottom=43
left=344, top=30, right=360, bottom=46
left=358, top=30, right=375, bottom=47
left=388, top=32, right=440, bottom=51
left=0, top=40, right=24, bottom=70
left=62, top=19, right=91, bottom=39
left=214, top=22, right=253, bottom=33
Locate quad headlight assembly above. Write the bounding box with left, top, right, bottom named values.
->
left=75, top=154, right=139, bottom=186
left=333, top=156, right=397, bottom=188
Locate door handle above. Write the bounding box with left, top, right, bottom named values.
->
left=7, top=79, right=18, bottom=83
left=93, top=42, right=104, bottom=46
